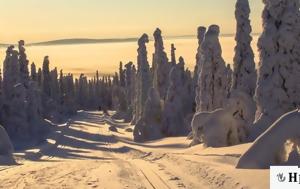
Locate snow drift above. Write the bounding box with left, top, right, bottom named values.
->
left=237, top=109, right=300, bottom=169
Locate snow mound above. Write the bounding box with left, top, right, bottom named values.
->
left=237, top=109, right=300, bottom=169
left=191, top=105, right=247, bottom=147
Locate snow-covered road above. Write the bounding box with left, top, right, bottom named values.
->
left=0, top=111, right=267, bottom=189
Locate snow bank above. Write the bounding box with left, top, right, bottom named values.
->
left=237, top=109, right=300, bottom=169
left=191, top=103, right=247, bottom=147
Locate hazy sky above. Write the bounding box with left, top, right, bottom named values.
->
left=0, top=0, right=264, bottom=43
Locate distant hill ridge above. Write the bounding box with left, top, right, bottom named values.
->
left=0, top=33, right=260, bottom=47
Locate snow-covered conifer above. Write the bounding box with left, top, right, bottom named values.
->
left=18, top=40, right=30, bottom=87
left=134, top=88, right=162, bottom=142
left=31, top=62, right=37, bottom=81
left=253, top=0, right=300, bottom=138
left=194, top=26, right=207, bottom=112
left=42, top=56, right=51, bottom=97
left=152, top=28, right=170, bottom=100
left=197, top=25, right=229, bottom=112
left=232, top=0, right=257, bottom=96
left=133, top=34, right=151, bottom=124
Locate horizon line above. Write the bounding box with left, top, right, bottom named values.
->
left=0, top=33, right=261, bottom=47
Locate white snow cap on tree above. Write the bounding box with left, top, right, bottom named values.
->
left=252, top=0, right=300, bottom=139
left=197, top=25, right=229, bottom=112
left=231, top=0, right=257, bottom=97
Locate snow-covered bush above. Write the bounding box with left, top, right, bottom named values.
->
left=134, top=88, right=163, bottom=142
left=191, top=98, right=248, bottom=147
left=252, top=0, right=300, bottom=139
left=237, top=109, right=300, bottom=169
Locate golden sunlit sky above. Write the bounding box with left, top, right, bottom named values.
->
left=1, top=0, right=264, bottom=43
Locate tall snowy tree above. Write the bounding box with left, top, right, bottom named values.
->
left=31, top=62, right=37, bottom=81
left=3, top=46, right=20, bottom=101
left=42, top=56, right=51, bottom=97
left=197, top=25, right=229, bottom=112
left=152, top=28, right=170, bottom=100
left=50, top=68, right=60, bottom=102
left=162, top=57, right=187, bottom=136
left=37, top=68, right=42, bottom=87
left=194, top=26, right=207, bottom=112
left=119, top=62, right=125, bottom=87
left=225, top=0, right=258, bottom=128
left=170, top=44, right=176, bottom=66
left=134, top=88, right=163, bottom=142
left=18, top=40, right=30, bottom=87
left=133, top=34, right=151, bottom=124
left=231, top=0, right=257, bottom=96
left=252, top=0, right=300, bottom=138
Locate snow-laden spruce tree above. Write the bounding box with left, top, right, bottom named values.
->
left=152, top=28, right=170, bottom=100
left=50, top=67, right=60, bottom=102
left=125, top=62, right=133, bottom=102
left=197, top=25, right=229, bottom=112
left=232, top=0, right=257, bottom=96
left=8, top=83, right=29, bottom=139
left=77, top=74, right=89, bottom=109
left=252, top=0, right=300, bottom=139
left=37, top=68, right=42, bottom=87
left=229, top=0, right=257, bottom=127
left=226, top=64, right=233, bottom=95
left=123, top=62, right=134, bottom=120
left=132, top=34, right=151, bottom=124
left=31, top=62, right=37, bottom=81
left=162, top=57, right=187, bottom=136
left=27, top=81, right=44, bottom=135
left=194, top=27, right=207, bottom=112
left=42, top=56, right=51, bottom=97
left=3, top=46, right=20, bottom=101
left=134, top=88, right=163, bottom=142
left=170, top=44, right=176, bottom=66
left=119, top=62, right=125, bottom=87
left=18, top=40, right=30, bottom=87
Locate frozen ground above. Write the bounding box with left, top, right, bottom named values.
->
left=0, top=111, right=269, bottom=189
